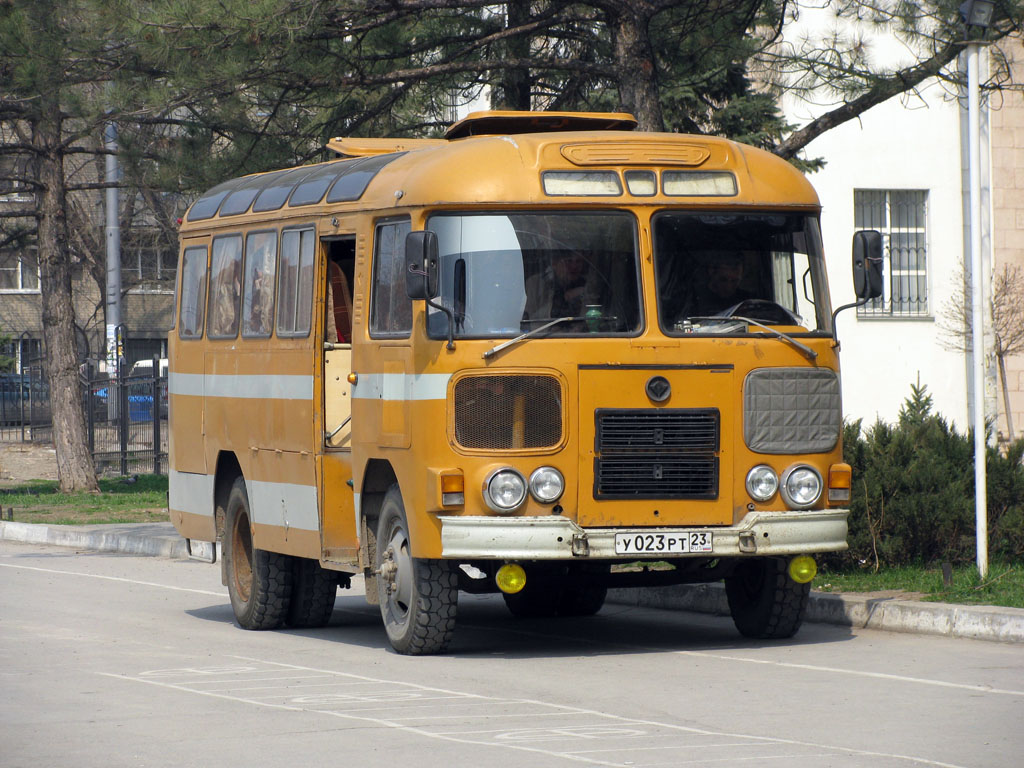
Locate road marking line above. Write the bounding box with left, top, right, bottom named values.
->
left=672, top=650, right=1024, bottom=697
left=97, top=672, right=627, bottom=767
left=460, top=619, right=1024, bottom=699
left=222, top=657, right=971, bottom=768
left=0, top=562, right=224, bottom=596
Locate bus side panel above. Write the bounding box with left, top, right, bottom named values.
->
left=202, top=346, right=321, bottom=559
left=321, top=453, right=357, bottom=562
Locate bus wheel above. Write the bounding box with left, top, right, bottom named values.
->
left=375, top=485, right=457, bottom=654
left=223, top=477, right=293, bottom=630
left=559, top=564, right=609, bottom=616
left=724, top=557, right=809, bottom=639
left=502, top=574, right=562, bottom=618
left=286, top=558, right=336, bottom=629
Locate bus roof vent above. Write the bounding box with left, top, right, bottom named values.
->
left=444, top=110, right=638, bottom=140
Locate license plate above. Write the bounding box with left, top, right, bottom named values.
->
left=614, top=531, right=713, bottom=555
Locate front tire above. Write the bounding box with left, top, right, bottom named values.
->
left=725, top=557, right=809, bottom=639
left=223, top=477, right=293, bottom=630
left=375, top=485, right=457, bottom=654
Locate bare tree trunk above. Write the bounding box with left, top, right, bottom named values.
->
left=33, top=94, right=99, bottom=493
left=610, top=9, right=663, bottom=132
left=493, top=0, right=533, bottom=110
left=997, top=351, right=1015, bottom=442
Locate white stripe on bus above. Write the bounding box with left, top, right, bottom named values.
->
left=169, top=470, right=215, bottom=518
left=246, top=479, right=319, bottom=532
left=169, top=471, right=318, bottom=532
left=351, top=373, right=450, bottom=401
left=169, top=373, right=313, bottom=400
left=170, top=372, right=449, bottom=401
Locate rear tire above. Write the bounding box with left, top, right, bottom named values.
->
left=223, top=477, right=293, bottom=630
left=725, top=557, right=809, bottom=639
left=375, top=485, right=457, bottom=654
left=287, top=558, right=337, bottom=629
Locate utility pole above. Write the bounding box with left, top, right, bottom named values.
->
left=961, top=0, right=994, bottom=578
left=104, top=119, right=122, bottom=374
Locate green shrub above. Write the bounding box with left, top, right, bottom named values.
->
left=826, top=382, right=1024, bottom=571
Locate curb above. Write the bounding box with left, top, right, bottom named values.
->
left=3, top=521, right=1022, bottom=644
left=608, top=583, right=1024, bottom=645
left=0, top=520, right=188, bottom=559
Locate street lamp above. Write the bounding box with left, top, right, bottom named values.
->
left=960, top=0, right=994, bottom=578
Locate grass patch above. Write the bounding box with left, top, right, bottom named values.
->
left=0, top=475, right=169, bottom=525
left=815, top=563, right=1024, bottom=610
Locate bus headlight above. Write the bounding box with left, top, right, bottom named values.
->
left=780, top=465, right=823, bottom=509
left=745, top=465, right=778, bottom=502
left=528, top=466, right=564, bottom=504
left=484, top=468, right=527, bottom=513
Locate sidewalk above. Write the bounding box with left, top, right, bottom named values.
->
left=3, top=520, right=1023, bottom=644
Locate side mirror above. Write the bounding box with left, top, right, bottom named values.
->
left=405, top=230, right=439, bottom=300
left=852, top=230, right=884, bottom=300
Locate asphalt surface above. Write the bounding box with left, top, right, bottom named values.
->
left=2, top=520, right=1022, bottom=644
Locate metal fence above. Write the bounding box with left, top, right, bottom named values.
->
left=0, top=358, right=167, bottom=477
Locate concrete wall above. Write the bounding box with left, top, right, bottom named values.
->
left=989, top=52, right=1024, bottom=442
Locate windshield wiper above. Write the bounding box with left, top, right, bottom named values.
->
left=483, top=316, right=574, bottom=359
left=688, top=315, right=817, bottom=361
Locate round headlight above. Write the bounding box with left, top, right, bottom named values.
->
left=746, top=465, right=779, bottom=502
left=781, top=465, right=822, bottom=508
left=484, top=468, right=527, bottom=513
left=528, top=466, right=564, bottom=504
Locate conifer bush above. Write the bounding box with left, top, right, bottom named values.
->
left=827, top=383, right=1024, bottom=571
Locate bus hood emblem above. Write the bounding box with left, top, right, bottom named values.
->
left=645, top=376, right=671, bottom=403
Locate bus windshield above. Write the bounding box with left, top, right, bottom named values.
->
left=654, top=212, right=832, bottom=334
left=426, top=212, right=641, bottom=338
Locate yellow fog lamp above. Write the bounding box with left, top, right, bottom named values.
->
left=495, top=563, right=527, bottom=594
left=788, top=555, right=818, bottom=584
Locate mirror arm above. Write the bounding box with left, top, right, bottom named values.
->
left=427, top=297, right=456, bottom=350
left=830, top=296, right=872, bottom=343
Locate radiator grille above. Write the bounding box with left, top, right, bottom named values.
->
left=744, top=368, right=840, bottom=454
left=453, top=374, right=562, bottom=450
left=594, top=409, right=719, bottom=499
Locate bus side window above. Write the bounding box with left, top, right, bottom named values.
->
left=178, top=246, right=209, bottom=339
left=208, top=235, right=243, bottom=339
left=278, top=228, right=316, bottom=337
left=242, top=231, right=278, bottom=338
left=370, top=219, right=412, bottom=337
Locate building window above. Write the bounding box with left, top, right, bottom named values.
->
left=0, top=249, right=40, bottom=292
left=854, top=190, right=928, bottom=317
left=0, top=337, right=42, bottom=372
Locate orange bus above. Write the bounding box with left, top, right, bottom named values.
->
left=169, top=110, right=882, bottom=654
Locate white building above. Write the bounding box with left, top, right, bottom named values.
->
left=782, top=9, right=1022, bottom=439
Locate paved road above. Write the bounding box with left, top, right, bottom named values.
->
left=2, top=540, right=1021, bottom=768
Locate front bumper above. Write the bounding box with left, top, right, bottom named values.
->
left=439, top=509, right=849, bottom=560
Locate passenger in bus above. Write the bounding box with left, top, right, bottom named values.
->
left=247, top=268, right=273, bottom=336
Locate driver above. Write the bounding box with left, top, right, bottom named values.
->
left=686, top=252, right=755, bottom=316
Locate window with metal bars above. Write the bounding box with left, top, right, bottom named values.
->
left=854, top=190, right=929, bottom=317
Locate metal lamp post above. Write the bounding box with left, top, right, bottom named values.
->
left=960, top=0, right=994, bottom=578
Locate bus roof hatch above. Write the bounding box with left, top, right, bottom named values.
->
left=444, top=110, right=638, bottom=139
